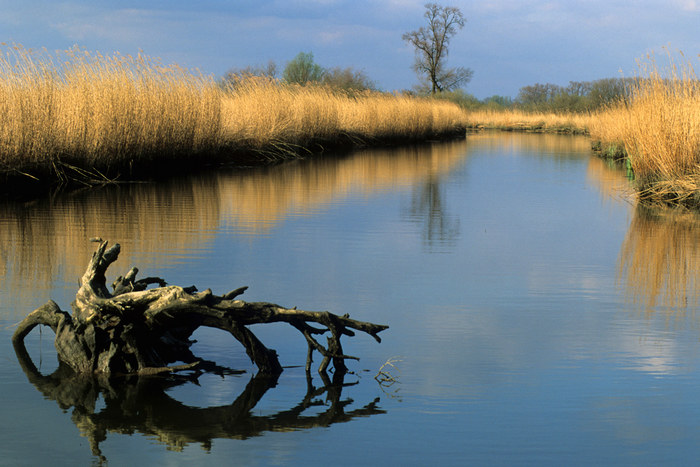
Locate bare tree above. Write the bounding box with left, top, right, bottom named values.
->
left=402, top=3, right=473, bottom=95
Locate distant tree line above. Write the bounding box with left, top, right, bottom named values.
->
left=432, top=78, right=635, bottom=113
left=222, top=51, right=635, bottom=115
left=514, top=78, right=635, bottom=112
left=221, top=51, right=376, bottom=93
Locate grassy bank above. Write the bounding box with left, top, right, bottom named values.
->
left=0, top=45, right=467, bottom=192
left=11, top=44, right=700, bottom=209
left=589, top=54, right=700, bottom=207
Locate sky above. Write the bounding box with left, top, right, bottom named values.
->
left=2, top=0, right=700, bottom=99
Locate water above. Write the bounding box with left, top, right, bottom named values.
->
left=2, top=132, right=700, bottom=465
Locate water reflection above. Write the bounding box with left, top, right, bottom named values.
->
left=0, top=141, right=470, bottom=318
left=14, top=341, right=383, bottom=463
left=586, top=156, right=635, bottom=203
left=0, top=180, right=222, bottom=315
left=403, top=173, right=460, bottom=249
left=6, top=133, right=700, bottom=464
left=582, top=153, right=700, bottom=313
left=465, top=130, right=594, bottom=157
left=619, top=205, right=700, bottom=311
left=216, top=140, right=469, bottom=235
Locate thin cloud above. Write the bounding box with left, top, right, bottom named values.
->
left=675, top=0, right=700, bottom=11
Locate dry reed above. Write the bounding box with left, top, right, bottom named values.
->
left=589, top=52, right=700, bottom=206
left=0, top=44, right=468, bottom=186
left=0, top=44, right=222, bottom=180
left=220, top=77, right=467, bottom=153
left=464, top=109, right=593, bottom=134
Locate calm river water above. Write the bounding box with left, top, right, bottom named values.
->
left=3, top=132, right=700, bottom=465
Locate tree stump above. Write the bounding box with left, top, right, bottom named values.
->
left=12, top=240, right=388, bottom=377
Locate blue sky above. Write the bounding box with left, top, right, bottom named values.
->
left=2, top=0, right=699, bottom=98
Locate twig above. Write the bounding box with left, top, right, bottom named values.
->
left=374, top=356, right=402, bottom=386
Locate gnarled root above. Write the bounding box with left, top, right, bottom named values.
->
left=13, top=240, right=388, bottom=377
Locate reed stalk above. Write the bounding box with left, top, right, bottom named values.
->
left=220, top=77, right=467, bottom=152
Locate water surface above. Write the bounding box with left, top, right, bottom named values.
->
left=2, top=133, right=700, bottom=465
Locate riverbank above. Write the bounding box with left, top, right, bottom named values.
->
left=6, top=45, right=700, bottom=210
left=588, top=54, right=700, bottom=208
left=466, top=55, right=700, bottom=211
left=464, top=109, right=593, bottom=135
left=0, top=46, right=467, bottom=197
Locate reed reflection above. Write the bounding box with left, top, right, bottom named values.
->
left=585, top=155, right=698, bottom=312
left=619, top=205, right=700, bottom=310
left=0, top=179, right=222, bottom=318
left=0, top=140, right=470, bottom=318
left=217, top=139, right=470, bottom=235
left=465, top=131, right=593, bottom=157
left=14, top=341, right=383, bottom=463
left=585, top=155, right=635, bottom=202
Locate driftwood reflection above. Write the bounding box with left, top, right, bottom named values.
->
left=619, top=204, right=700, bottom=310
left=14, top=342, right=384, bottom=462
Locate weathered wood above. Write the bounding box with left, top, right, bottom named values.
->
left=12, top=240, right=388, bottom=377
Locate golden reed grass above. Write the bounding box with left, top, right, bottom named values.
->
left=221, top=77, right=467, bottom=152
left=0, top=44, right=222, bottom=175
left=465, top=109, right=594, bottom=134
left=0, top=44, right=467, bottom=183
left=589, top=52, right=700, bottom=206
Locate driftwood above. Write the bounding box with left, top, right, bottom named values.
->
left=12, top=239, right=388, bottom=377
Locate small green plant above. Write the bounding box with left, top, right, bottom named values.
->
left=282, top=51, right=325, bottom=85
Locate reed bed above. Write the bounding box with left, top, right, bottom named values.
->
left=0, top=44, right=222, bottom=182
left=220, top=77, right=467, bottom=154
left=464, top=109, right=593, bottom=134
left=589, top=53, right=700, bottom=206
left=0, top=45, right=468, bottom=188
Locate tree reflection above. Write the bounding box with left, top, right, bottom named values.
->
left=14, top=342, right=384, bottom=463
left=404, top=173, right=460, bottom=249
